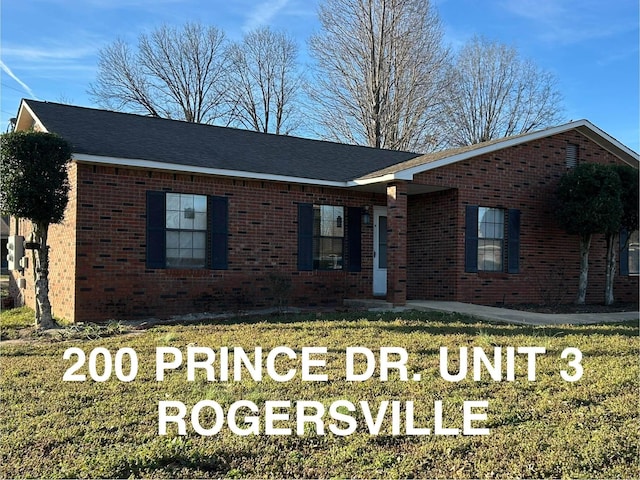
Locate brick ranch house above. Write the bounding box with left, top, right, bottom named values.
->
left=7, top=99, right=639, bottom=322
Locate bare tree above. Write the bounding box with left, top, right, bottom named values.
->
left=89, top=23, right=230, bottom=124
left=227, top=27, right=303, bottom=134
left=308, top=0, right=450, bottom=152
left=442, top=36, right=564, bottom=146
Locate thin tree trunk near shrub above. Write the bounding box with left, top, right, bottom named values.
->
left=34, top=222, right=56, bottom=329
left=576, top=234, right=591, bottom=305
left=604, top=233, right=617, bottom=306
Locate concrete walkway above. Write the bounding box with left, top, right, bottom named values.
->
left=345, top=298, right=639, bottom=326
left=408, top=301, right=639, bottom=326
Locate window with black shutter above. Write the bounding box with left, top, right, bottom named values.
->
left=298, top=203, right=361, bottom=271
left=146, top=191, right=228, bottom=270
left=465, top=205, right=520, bottom=274
left=620, top=229, right=640, bottom=275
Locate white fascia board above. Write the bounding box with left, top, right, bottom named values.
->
left=576, top=120, right=639, bottom=163
left=16, top=101, right=47, bottom=132
left=72, top=153, right=351, bottom=188
left=388, top=120, right=639, bottom=180
left=349, top=173, right=406, bottom=186
left=397, top=122, right=589, bottom=179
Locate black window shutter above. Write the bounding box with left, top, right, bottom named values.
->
left=347, top=207, right=362, bottom=272
left=507, top=209, right=521, bottom=274
left=298, top=203, right=314, bottom=271
left=619, top=229, right=630, bottom=276
left=146, top=191, right=166, bottom=269
left=210, top=196, right=228, bottom=270
left=465, top=205, right=479, bottom=273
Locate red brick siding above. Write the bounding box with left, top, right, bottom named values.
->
left=62, top=163, right=384, bottom=321
left=10, top=128, right=637, bottom=320
left=407, top=188, right=458, bottom=300
left=386, top=182, right=408, bottom=305
left=410, top=131, right=638, bottom=305
left=9, top=163, right=78, bottom=321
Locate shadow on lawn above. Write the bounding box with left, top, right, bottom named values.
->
left=376, top=321, right=639, bottom=339
left=113, top=449, right=229, bottom=479
left=188, top=310, right=638, bottom=339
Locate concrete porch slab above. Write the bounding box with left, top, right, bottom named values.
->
left=343, top=298, right=409, bottom=312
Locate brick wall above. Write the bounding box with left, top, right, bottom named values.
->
left=407, top=188, right=458, bottom=300
left=386, top=182, right=408, bottom=305
left=10, top=128, right=637, bottom=321
left=41, top=163, right=385, bottom=322
left=9, top=163, right=78, bottom=321
left=410, top=130, right=639, bottom=305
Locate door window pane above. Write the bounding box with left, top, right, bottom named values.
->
left=378, top=216, right=387, bottom=269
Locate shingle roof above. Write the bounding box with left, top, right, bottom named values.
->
left=358, top=133, right=537, bottom=179
left=21, top=100, right=421, bottom=183
left=19, top=100, right=638, bottom=186
left=358, top=120, right=639, bottom=181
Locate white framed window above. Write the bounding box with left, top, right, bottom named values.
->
left=313, top=205, right=344, bottom=270
left=165, top=193, right=207, bottom=268
left=478, top=207, right=504, bottom=272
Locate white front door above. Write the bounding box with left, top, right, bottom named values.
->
left=373, top=207, right=387, bottom=296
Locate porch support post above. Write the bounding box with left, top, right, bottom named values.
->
left=386, top=182, right=408, bottom=306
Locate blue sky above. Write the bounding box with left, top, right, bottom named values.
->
left=1, top=0, right=638, bottom=152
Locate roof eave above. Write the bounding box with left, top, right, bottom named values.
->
left=349, top=171, right=413, bottom=186
left=15, top=100, right=48, bottom=132
left=22, top=100, right=640, bottom=187
left=358, top=120, right=640, bottom=182
left=73, top=153, right=353, bottom=188
left=574, top=121, right=639, bottom=166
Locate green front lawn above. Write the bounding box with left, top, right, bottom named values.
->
left=1, top=311, right=637, bottom=478
left=0, top=305, right=33, bottom=330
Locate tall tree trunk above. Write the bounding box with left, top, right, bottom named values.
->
left=33, top=222, right=56, bottom=329
left=576, top=234, right=591, bottom=305
left=604, top=233, right=617, bottom=306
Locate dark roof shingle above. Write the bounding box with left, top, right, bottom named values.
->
left=24, top=100, right=421, bottom=183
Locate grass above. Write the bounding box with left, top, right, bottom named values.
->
left=0, top=305, right=34, bottom=330
left=1, top=305, right=74, bottom=339
left=1, top=273, right=33, bottom=333
left=0, top=310, right=638, bottom=479
left=0, top=274, right=8, bottom=297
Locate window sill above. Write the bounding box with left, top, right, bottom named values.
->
left=153, top=268, right=221, bottom=277
left=477, top=271, right=510, bottom=280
